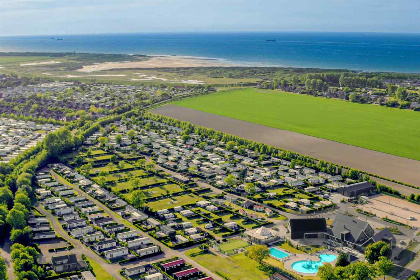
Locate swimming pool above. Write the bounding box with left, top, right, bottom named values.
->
left=292, top=254, right=337, bottom=274
left=269, top=248, right=290, bottom=259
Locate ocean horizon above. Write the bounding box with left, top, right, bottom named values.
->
left=1, top=32, right=420, bottom=73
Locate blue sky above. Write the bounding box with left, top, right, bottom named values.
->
left=1, top=0, right=419, bottom=36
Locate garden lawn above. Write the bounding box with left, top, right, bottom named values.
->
left=85, top=256, right=116, bottom=280
left=147, top=194, right=201, bottom=211
left=173, top=88, right=420, bottom=160
left=186, top=248, right=267, bottom=280
left=113, top=176, right=166, bottom=191
left=219, top=239, right=249, bottom=252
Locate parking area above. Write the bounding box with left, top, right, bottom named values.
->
left=357, top=194, right=420, bottom=228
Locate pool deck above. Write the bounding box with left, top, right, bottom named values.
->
left=282, top=250, right=338, bottom=277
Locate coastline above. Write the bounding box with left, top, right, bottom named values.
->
left=77, top=55, right=262, bottom=72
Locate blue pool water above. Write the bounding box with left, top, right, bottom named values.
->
left=269, top=248, right=290, bottom=259
left=292, top=254, right=337, bottom=274
left=1, top=32, right=420, bottom=72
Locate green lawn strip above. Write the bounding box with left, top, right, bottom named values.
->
left=147, top=194, right=201, bottom=211
left=85, top=256, right=116, bottom=280
left=173, top=88, right=420, bottom=160
left=219, top=239, right=249, bottom=252
left=113, top=176, right=166, bottom=191
left=186, top=248, right=267, bottom=280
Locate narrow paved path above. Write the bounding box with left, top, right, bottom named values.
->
left=36, top=204, right=124, bottom=280
left=0, top=239, right=16, bottom=280
left=51, top=171, right=222, bottom=280
left=395, top=243, right=420, bottom=280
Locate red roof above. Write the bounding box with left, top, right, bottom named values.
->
left=174, top=268, right=199, bottom=278
left=198, top=277, right=213, bottom=280
left=162, top=259, right=185, bottom=269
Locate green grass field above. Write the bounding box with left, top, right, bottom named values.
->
left=85, top=257, right=116, bottom=280
left=173, top=88, right=420, bottom=160
left=186, top=247, right=267, bottom=280
left=219, top=239, right=250, bottom=252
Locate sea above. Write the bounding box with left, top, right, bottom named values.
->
left=1, top=32, right=420, bottom=73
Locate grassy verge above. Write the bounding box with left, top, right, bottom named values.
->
left=85, top=256, right=116, bottom=280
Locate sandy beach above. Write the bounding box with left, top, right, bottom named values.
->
left=77, top=55, right=233, bottom=72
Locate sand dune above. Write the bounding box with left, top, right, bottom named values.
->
left=78, top=56, right=233, bottom=72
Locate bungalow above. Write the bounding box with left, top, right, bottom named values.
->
left=94, top=239, right=117, bottom=251
left=83, top=232, right=104, bottom=243
left=175, top=235, right=188, bottom=243
left=147, top=218, right=161, bottom=227
left=197, top=201, right=211, bottom=207
left=124, top=264, right=147, bottom=277
left=180, top=210, right=194, bottom=217
left=117, top=230, right=138, bottom=241
left=161, top=259, right=185, bottom=271
left=181, top=222, right=193, bottom=229
left=137, top=245, right=160, bottom=257
left=265, top=208, right=274, bottom=217
left=103, top=247, right=129, bottom=259
left=190, top=234, right=204, bottom=241
left=71, top=226, right=95, bottom=238
left=34, top=231, right=56, bottom=240
left=127, top=237, right=152, bottom=249
left=253, top=205, right=264, bottom=212
left=206, top=205, right=218, bottom=212
left=174, top=268, right=200, bottom=279
left=224, top=222, right=238, bottom=230
left=52, top=254, right=85, bottom=273
left=144, top=273, right=164, bottom=280
left=103, top=224, right=125, bottom=234
left=66, top=219, right=86, bottom=229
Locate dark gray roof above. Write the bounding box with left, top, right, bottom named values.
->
left=330, top=213, right=371, bottom=242
left=372, top=228, right=396, bottom=244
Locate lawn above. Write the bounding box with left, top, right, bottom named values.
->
left=173, top=88, right=420, bottom=160
left=113, top=176, right=166, bottom=191
left=85, top=256, right=116, bottom=280
left=147, top=193, right=201, bottom=211
left=186, top=248, right=267, bottom=280
left=219, top=239, right=250, bottom=252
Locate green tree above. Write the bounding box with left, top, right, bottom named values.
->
left=6, top=209, right=26, bottom=229
left=224, top=174, right=237, bottom=186
left=115, top=134, right=122, bottom=144
left=395, top=87, right=408, bottom=101
left=0, top=257, right=7, bottom=280
left=318, top=263, right=336, bottom=280
left=130, top=190, right=146, bottom=210
left=245, top=183, right=256, bottom=194
left=376, top=256, right=394, bottom=280
left=98, top=136, right=108, bottom=146
left=0, top=187, right=13, bottom=205
left=335, top=253, right=350, bottom=267
left=127, top=129, right=136, bottom=140
left=365, top=241, right=392, bottom=264
left=80, top=163, right=93, bottom=176
left=246, top=245, right=269, bottom=263
left=226, top=141, right=236, bottom=151
left=15, top=191, right=31, bottom=209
